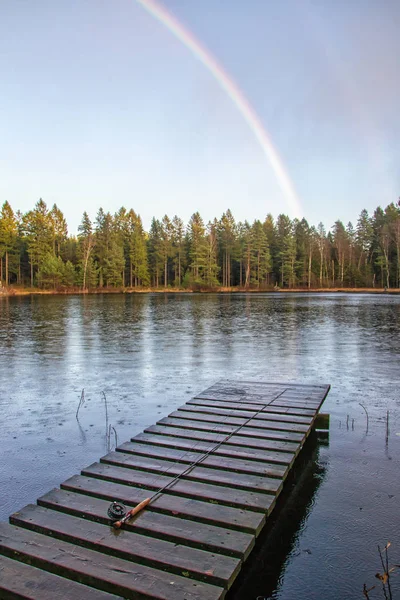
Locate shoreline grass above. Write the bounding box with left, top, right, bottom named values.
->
left=1, top=285, right=400, bottom=297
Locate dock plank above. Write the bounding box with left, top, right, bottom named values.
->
left=156, top=417, right=306, bottom=442
left=0, top=523, right=224, bottom=600
left=198, top=381, right=330, bottom=406
left=61, top=474, right=266, bottom=535
left=10, top=504, right=240, bottom=589
left=143, top=425, right=300, bottom=454
left=187, top=398, right=316, bottom=417
left=0, top=554, right=122, bottom=600
left=38, top=488, right=254, bottom=560
left=169, top=410, right=310, bottom=432
left=132, top=432, right=296, bottom=466
left=117, top=441, right=288, bottom=478
left=82, top=462, right=276, bottom=514
left=177, top=403, right=313, bottom=424
left=100, top=450, right=283, bottom=494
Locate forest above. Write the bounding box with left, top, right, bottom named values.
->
left=0, top=199, right=399, bottom=291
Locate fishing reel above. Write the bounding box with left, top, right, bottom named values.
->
left=107, top=501, right=127, bottom=522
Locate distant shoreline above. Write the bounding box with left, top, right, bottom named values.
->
left=1, top=286, right=400, bottom=297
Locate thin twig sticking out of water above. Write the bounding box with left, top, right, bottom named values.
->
left=363, top=582, right=375, bottom=599
left=101, top=391, right=109, bottom=448
left=363, top=542, right=397, bottom=599
left=111, top=425, right=118, bottom=448
left=76, top=389, right=85, bottom=419
left=359, top=403, right=369, bottom=434
left=102, top=391, right=109, bottom=450
left=102, top=391, right=118, bottom=452
left=106, top=424, right=118, bottom=452
left=102, top=391, right=108, bottom=429
left=386, top=411, right=390, bottom=446
left=377, top=542, right=393, bottom=600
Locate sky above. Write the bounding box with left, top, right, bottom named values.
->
left=1, top=0, right=399, bottom=235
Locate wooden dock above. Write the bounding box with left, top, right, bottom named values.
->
left=0, top=380, right=330, bottom=599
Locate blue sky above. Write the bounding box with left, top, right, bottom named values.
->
left=1, top=0, right=399, bottom=234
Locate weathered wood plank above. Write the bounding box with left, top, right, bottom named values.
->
left=270, top=400, right=322, bottom=410
left=38, top=488, right=254, bottom=560
left=200, top=380, right=329, bottom=393
left=10, top=505, right=240, bottom=589
left=0, top=554, right=122, bottom=600
left=194, top=385, right=321, bottom=405
left=195, top=384, right=282, bottom=403
left=195, top=391, right=322, bottom=409
left=117, top=442, right=288, bottom=479
left=156, top=417, right=306, bottom=443
left=227, top=380, right=330, bottom=391
left=194, top=392, right=280, bottom=405
left=132, top=433, right=295, bottom=466
left=82, top=463, right=276, bottom=514
left=62, top=475, right=266, bottom=535
left=101, top=451, right=283, bottom=495
left=143, top=425, right=300, bottom=454
left=200, top=381, right=330, bottom=401
left=187, top=398, right=316, bottom=417
left=169, top=410, right=310, bottom=433
left=0, top=523, right=225, bottom=600
left=177, top=403, right=313, bottom=424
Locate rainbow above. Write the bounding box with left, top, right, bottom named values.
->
left=136, top=0, right=302, bottom=217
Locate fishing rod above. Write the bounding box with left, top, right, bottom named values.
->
left=110, top=387, right=288, bottom=529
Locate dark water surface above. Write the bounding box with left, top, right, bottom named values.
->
left=1, top=293, right=399, bottom=599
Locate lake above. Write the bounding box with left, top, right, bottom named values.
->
left=1, top=292, right=399, bottom=599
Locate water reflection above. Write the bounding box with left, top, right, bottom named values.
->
left=1, top=292, right=399, bottom=409
left=28, top=295, right=69, bottom=358
left=230, top=436, right=327, bottom=600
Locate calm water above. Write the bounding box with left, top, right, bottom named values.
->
left=1, top=292, right=400, bottom=599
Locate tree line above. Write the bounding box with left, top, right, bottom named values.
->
left=0, top=199, right=399, bottom=290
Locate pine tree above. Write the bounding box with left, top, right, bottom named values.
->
left=22, top=199, right=53, bottom=286
left=276, top=214, right=295, bottom=287
left=385, top=203, right=400, bottom=288
left=0, top=201, right=18, bottom=285
left=37, top=253, right=65, bottom=289
left=49, top=204, right=68, bottom=257
left=250, top=220, right=271, bottom=288
left=218, top=210, right=236, bottom=287
left=127, top=210, right=149, bottom=287
left=62, top=260, right=77, bottom=287
left=316, top=222, right=327, bottom=287
left=346, top=222, right=356, bottom=286
left=205, top=220, right=220, bottom=287
left=78, top=212, right=95, bottom=290
left=148, top=218, right=163, bottom=288
left=94, top=209, right=115, bottom=287
left=263, top=214, right=279, bottom=285
left=187, top=212, right=208, bottom=285
left=372, top=207, right=391, bottom=288
left=114, top=207, right=130, bottom=286
left=392, top=208, right=400, bottom=288
left=294, top=218, right=312, bottom=287
left=237, top=221, right=251, bottom=288
left=171, top=216, right=185, bottom=286
left=333, top=220, right=348, bottom=287
left=104, top=237, right=125, bottom=286
left=14, top=210, right=26, bottom=285
left=160, top=215, right=173, bottom=287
